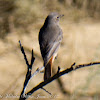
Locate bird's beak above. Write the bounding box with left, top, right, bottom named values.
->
left=59, top=14, right=64, bottom=18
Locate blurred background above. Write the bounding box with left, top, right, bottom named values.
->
left=0, top=0, right=100, bottom=100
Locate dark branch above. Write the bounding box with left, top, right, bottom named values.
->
left=75, top=62, right=100, bottom=70
left=19, top=40, right=100, bottom=100
left=21, top=61, right=100, bottom=100
left=30, top=50, right=35, bottom=68
left=19, top=41, right=45, bottom=100
left=41, top=87, right=52, bottom=95
left=19, top=40, right=35, bottom=100
left=19, top=40, right=29, bottom=67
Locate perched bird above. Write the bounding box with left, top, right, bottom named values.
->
left=39, top=12, right=63, bottom=81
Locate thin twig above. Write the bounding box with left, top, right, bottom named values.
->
left=41, top=87, right=52, bottom=95
left=31, top=66, right=44, bottom=78
left=19, top=40, right=29, bottom=67
left=75, top=62, right=100, bottom=70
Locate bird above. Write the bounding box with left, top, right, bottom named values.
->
left=39, top=12, right=63, bottom=81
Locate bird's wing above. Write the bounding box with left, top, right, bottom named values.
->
left=43, top=30, right=63, bottom=66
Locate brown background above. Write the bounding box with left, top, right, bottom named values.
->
left=0, top=0, right=100, bottom=100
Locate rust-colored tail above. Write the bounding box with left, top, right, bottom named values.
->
left=44, top=57, right=53, bottom=81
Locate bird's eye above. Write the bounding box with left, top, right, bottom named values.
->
left=57, top=16, right=59, bottom=19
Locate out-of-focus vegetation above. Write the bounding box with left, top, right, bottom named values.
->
left=0, top=0, right=100, bottom=100
left=0, top=0, right=100, bottom=38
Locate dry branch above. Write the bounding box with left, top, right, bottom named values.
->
left=19, top=40, right=100, bottom=100
left=19, top=40, right=35, bottom=99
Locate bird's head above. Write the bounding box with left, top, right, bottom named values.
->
left=45, top=12, right=64, bottom=25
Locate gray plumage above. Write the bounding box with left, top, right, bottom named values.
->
left=39, top=12, right=63, bottom=80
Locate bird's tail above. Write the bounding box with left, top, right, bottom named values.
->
left=44, top=57, right=53, bottom=81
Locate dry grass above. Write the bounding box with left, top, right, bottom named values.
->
left=0, top=20, right=100, bottom=100
left=0, top=0, right=100, bottom=100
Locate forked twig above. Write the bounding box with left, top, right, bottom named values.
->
left=19, top=41, right=45, bottom=100
left=19, top=40, right=35, bottom=99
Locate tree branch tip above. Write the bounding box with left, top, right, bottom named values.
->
left=71, top=62, right=76, bottom=67
left=41, top=87, right=52, bottom=95
left=36, top=68, right=39, bottom=71
left=31, top=49, right=33, bottom=54
left=19, top=40, right=22, bottom=47
left=31, top=49, right=35, bottom=58
left=57, top=66, right=61, bottom=73
left=19, top=40, right=21, bottom=43
left=19, top=40, right=21, bottom=47
left=58, top=66, right=60, bottom=69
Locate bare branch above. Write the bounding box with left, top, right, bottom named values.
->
left=20, top=61, right=100, bottom=100
left=19, top=41, right=45, bottom=100
left=19, top=40, right=100, bottom=100
left=19, top=40, right=35, bottom=100
left=75, top=62, right=100, bottom=70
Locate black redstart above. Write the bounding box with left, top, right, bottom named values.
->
left=39, top=12, right=63, bottom=81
